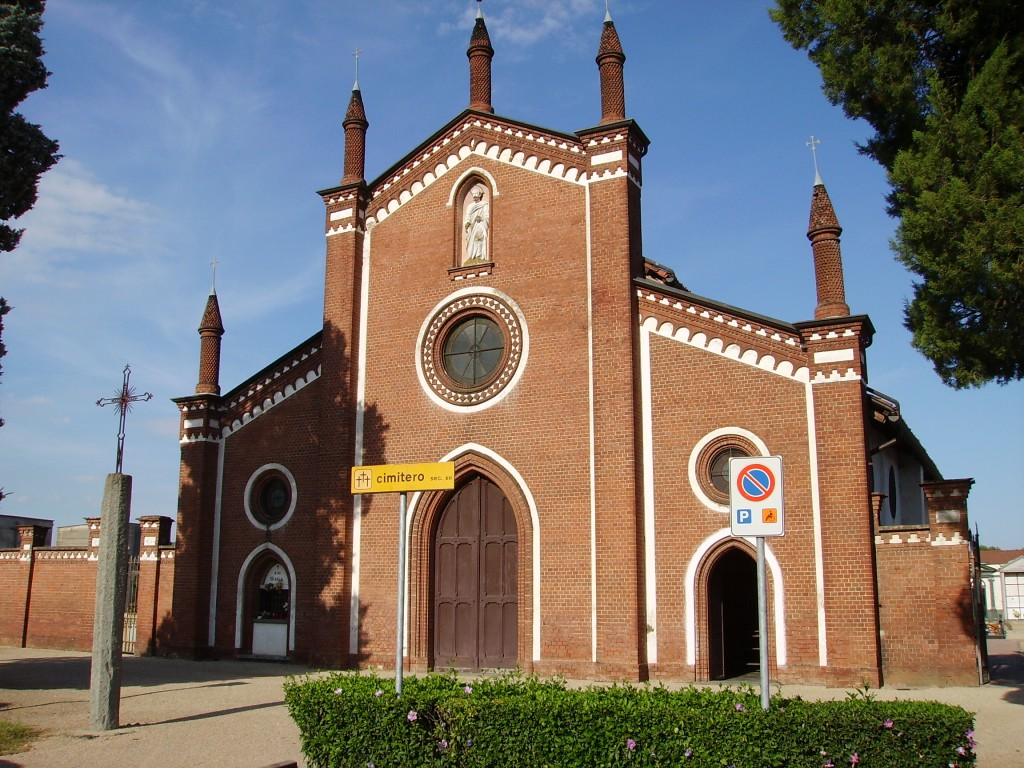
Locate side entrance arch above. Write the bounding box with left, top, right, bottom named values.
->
left=433, top=476, right=518, bottom=669
left=706, top=546, right=759, bottom=680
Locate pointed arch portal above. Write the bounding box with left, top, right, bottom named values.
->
left=707, top=547, right=759, bottom=680
left=433, top=476, right=518, bottom=669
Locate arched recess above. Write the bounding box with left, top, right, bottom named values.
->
left=686, top=532, right=786, bottom=680
left=453, top=174, right=493, bottom=266
left=234, top=543, right=297, bottom=655
left=407, top=447, right=536, bottom=672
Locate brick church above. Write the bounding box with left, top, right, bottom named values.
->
left=167, top=7, right=985, bottom=687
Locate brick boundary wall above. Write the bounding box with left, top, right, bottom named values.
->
left=0, top=516, right=174, bottom=655
left=873, top=479, right=983, bottom=686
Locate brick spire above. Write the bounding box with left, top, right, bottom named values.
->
left=467, top=2, right=494, bottom=113
left=341, top=81, right=369, bottom=185
left=195, top=290, right=224, bottom=395
left=807, top=176, right=850, bottom=319
left=596, top=7, right=626, bottom=124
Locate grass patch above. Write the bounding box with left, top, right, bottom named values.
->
left=0, top=718, right=42, bottom=756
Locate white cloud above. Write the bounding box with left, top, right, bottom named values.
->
left=14, top=159, right=160, bottom=261
left=438, top=0, right=600, bottom=49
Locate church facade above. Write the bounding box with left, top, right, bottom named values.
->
left=167, top=10, right=985, bottom=687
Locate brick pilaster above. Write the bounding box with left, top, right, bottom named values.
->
left=135, top=515, right=174, bottom=655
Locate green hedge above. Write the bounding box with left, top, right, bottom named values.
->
left=284, top=671, right=976, bottom=767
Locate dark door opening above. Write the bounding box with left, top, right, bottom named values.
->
left=433, top=477, right=518, bottom=669
left=707, top=547, right=759, bottom=680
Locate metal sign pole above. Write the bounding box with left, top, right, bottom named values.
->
left=757, top=535, right=770, bottom=710
left=396, top=491, right=408, bottom=696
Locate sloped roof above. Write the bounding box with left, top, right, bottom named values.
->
left=981, top=549, right=1024, bottom=566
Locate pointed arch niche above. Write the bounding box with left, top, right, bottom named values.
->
left=449, top=170, right=498, bottom=269
left=685, top=531, right=787, bottom=680
left=406, top=446, right=536, bottom=673
left=234, top=543, right=297, bottom=657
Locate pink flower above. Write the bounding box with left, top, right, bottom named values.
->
left=884, top=718, right=894, bottom=728
left=464, top=685, right=473, bottom=694
left=735, top=702, right=745, bottom=711
left=850, top=754, right=859, bottom=765
left=407, top=710, right=418, bottom=722
left=626, top=738, right=637, bottom=751
left=374, top=689, right=383, bottom=697
left=334, top=688, right=343, bottom=694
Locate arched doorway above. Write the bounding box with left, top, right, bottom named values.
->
left=707, top=547, right=759, bottom=680
left=433, top=476, right=518, bottom=669
left=250, top=560, right=290, bottom=657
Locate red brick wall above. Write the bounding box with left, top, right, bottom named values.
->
left=0, top=550, right=30, bottom=646
left=23, top=553, right=98, bottom=650
left=354, top=147, right=600, bottom=675
left=646, top=330, right=818, bottom=683
left=875, top=479, right=979, bottom=686
left=0, top=521, right=176, bottom=656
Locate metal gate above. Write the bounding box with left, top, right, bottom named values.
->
left=122, top=556, right=141, bottom=654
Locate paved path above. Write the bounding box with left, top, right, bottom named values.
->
left=1, top=641, right=1021, bottom=767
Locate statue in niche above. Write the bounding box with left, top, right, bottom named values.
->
left=462, top=183, right=490, bottom=264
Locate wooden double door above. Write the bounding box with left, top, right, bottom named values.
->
left=433, top=477, right=518, bottom=669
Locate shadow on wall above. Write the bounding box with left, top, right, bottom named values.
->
left=152, top=323, right=392, bottom=668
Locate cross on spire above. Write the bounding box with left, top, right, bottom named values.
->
left=806, top=135, right=823, bottom=184
left=353, top=48, right=361, bottom=89
left=210, top=256, right=219, bottom=293
left=96, top=364, right=153, bottom=474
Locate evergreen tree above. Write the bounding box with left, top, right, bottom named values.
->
left=771, top=0, right=1024, bottom=387
left=0, top=0, right=60, bottom=495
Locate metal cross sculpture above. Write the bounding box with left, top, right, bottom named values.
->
left=96, top=364, right=153, bottom=474
left=806, top=135, right=822, bottom=177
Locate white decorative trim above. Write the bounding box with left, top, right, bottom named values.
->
left=684, top=529, right=787, bottom=667
left=590, top=149, right=623, bottom=165
left=350, top=228, right=373, bottom=654
left=639, top=328, right=658, bottom=664
left=811, top=369, right=861, bottom=383
left=639, top=305, right=807, bottom=382
left=234, top=544, right=297, bottom=652
left=329, top=208, right=353, bottom=222
left=243, top=464, right=298, bottom=532
left=446, top=167, right=500, bottom=206
left=367, top=119, right=585, bottom=228
left=208, top=440, right=225, bottom=647
left=415, top=287, right=529, bottom=413
left=813, top=348, right=855, bottom=364
left=221, top=364, right=321, bottom=438
left=585, top=182, right=598, bottom=662
left=804, top=380, right=828, bottom=667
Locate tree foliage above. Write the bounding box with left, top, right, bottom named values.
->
left=1, top=0, right=59, bottom=252
left=771, top=0, right=1024, bottom=387
left=1, top=0, right=60, bottom=500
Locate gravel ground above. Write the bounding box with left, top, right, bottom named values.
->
left=1, top=638, right=1020, bottom=767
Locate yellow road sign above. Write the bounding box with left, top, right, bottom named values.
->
left=351, top=462, right=456, bottom=494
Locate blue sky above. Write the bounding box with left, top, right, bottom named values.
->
left=2, top=0, right=1021, bottom=548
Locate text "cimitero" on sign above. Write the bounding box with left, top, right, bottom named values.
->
left=350, top=462, right=456, bottom=494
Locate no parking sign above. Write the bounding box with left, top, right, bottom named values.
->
left=729, top=456, right=785, bottom=537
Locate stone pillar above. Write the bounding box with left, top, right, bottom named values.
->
left=89, top=473, right=133, bottom=730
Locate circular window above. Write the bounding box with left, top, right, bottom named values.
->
left=709, top=446, right=748, bottom=495
left=690, top=431, right=762, bottom=509
left=442, top=315, right=505, bottom=388
left=244, top=465, right=297, bottom=530
left=419, top=291, right=526, bottom=409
